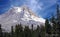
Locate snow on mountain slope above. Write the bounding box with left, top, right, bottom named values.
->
left=0, top=5, right=45, bottom=32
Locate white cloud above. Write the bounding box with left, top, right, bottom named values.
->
left=25, top=0, right=43, bottom=11
left=25, top=0, right=44, bottom=17
left=10, top=0, right=58, bottom=18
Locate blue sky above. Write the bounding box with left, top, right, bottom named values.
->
left=0, top=0, right=60, bottom=19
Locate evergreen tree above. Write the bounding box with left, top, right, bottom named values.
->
left=45, top=19, right=51, bottom=34
left=56, top=4, right=60, bottom=37
left=15, top=24, right=23, bottom=37
left=36, top=25, right=41, bottom=37
left=31, top=24, right=33, bottom=31
left=0, top=24, right=3, bottom=37
left=56, top=4, right=60, bottom=21
left=15, top=25, right=19, bottom=37
left=31, top=24, right=34, bottom=37
left=40, top=25, right=45, bottom=37
left=24, top=26, right=31, bottom=37
left=50, top=16, right=57, bottom=37
left=18, top=24, right=23, bottom=37
left=11, top=26, right=14, bottom=37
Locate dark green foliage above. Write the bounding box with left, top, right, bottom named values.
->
left=0, top=23, right=46, bottom=37
left=40, top=26, right=45, bottom=37
left=11, top=26, right=14, bottom=37
left=15, top=25, right=19, bottom=37
left=24, top=26, right=31, bottom=37
left=31, top=24, right=33, bottom=31
left=36, top=25, right=41, bottom=37
left=34, top=25, right=40, bottom=37
left=48, top=4, right=60, bottom=37
left=45, top=19, right=51, bottom=34
left=50, top=16, right=56, bottom=34
left=56, top=4, right=60, bottom=37
left=0, top=24, right=3, bottom=37
left=15, top=24, right=23, bottom=37
left=56, top=4, right=60, bottom=21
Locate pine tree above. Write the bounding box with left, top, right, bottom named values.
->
left=45, top=19, right=52, bottom=37
left=56, top=4, right=60, bottom=21
left=15, top=25, right=19, bottom=37
left=18, top=24, right=23, bottom=37
left=40, top=25, right=45, bottom=37
left=36, top=25, right=41, bottom=37
left=45, top=19, right=51, bottom=34
left=31, top=24, right=33, bottom=31
left=11, top=26, right=14, bottom=37
left=0, top=24, right=3, bottom=37
left=50, top=16, right=57, bottom=37
left=31, top=24, right=34, bottom=37
left=56, top=4, right=60, bottom=37
left=24, top=26, right=31, bottom=37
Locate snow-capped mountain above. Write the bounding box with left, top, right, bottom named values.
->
left=0, top=5, right=45, bottom=32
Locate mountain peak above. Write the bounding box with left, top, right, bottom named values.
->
left=12, top=6, right=36, bottom=17
left=13, top=7, right=22, bottom=13
left=0, top=5, right=45, bottom=32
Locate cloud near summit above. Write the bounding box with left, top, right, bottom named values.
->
left=0, top=0, right=58, bottom=18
